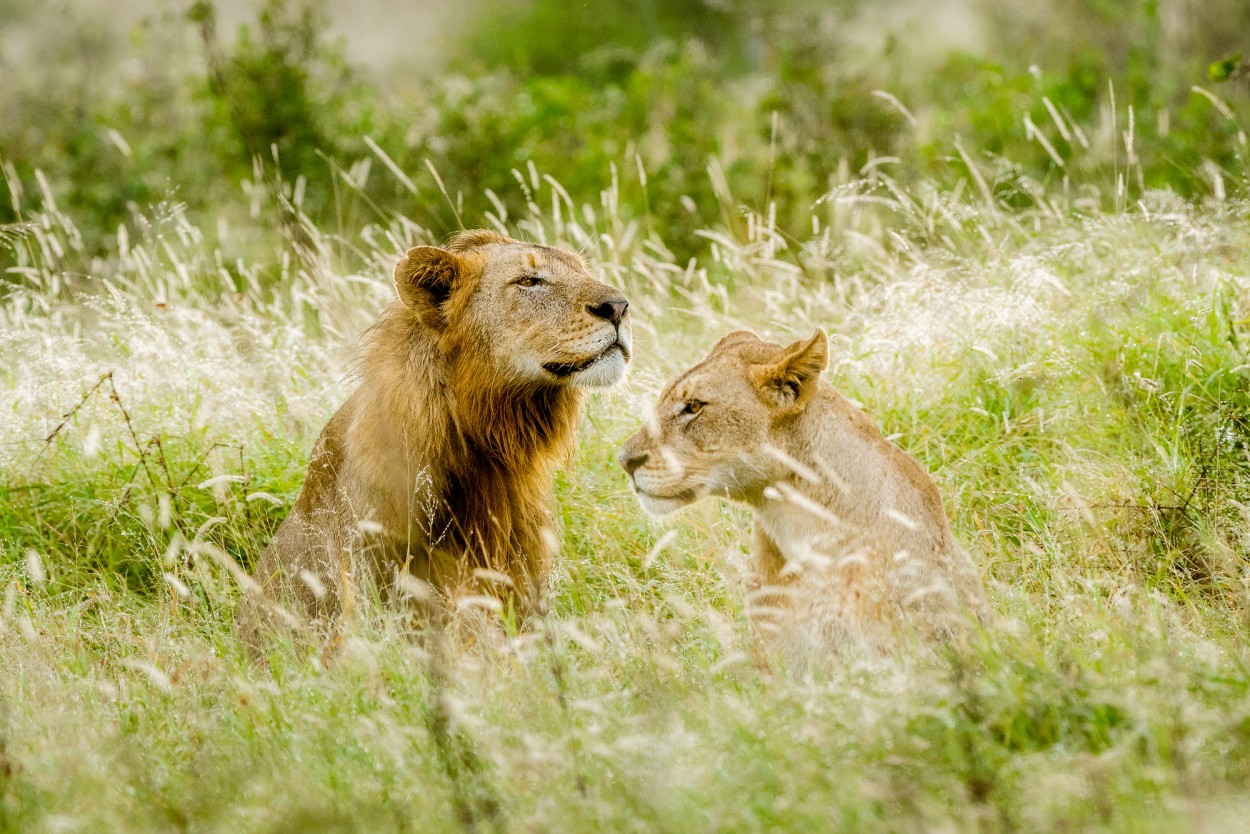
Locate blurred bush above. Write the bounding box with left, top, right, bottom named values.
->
left=1, top=0, right=1247, bottom=269
left=189, top=0, right=370, bottom=204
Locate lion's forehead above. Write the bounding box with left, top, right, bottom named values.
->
left=531, top=244, right=589, bottom=272
left=474, top=244, right=593, bottom=282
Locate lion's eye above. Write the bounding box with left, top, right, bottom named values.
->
left=682, top=400, right=705, bottom=416
left=513, top=273, right=545, bottom=288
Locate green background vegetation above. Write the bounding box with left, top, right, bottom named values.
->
left=3, top=1, right=1250, bottom=831
left=3, top=0, right=1249, bottom=266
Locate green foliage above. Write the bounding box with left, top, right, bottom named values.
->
left=4, top=0, right=1250, bottom=270
left=1209, top=54, right=1245, bottom=83
left=454, top=0, right=754, bottom=77
left=1103, top=290, right=1250, bottom=600
left=190, top=0, right=369, bottom=199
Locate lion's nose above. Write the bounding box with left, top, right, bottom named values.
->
left=588, top=298, right=628, bottom=326
left=618, top=447, right=649, bottom=476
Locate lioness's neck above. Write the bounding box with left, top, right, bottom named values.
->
left=753, top=389, right=938, bottom=540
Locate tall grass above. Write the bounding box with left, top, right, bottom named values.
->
left=4, top=128, right=1250, bottom=831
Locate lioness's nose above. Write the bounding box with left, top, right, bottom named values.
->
left=618, top=447, right=649, bottom=476
left=588, top=298, right=628, bottom=326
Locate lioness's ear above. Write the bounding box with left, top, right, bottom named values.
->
left=394, top=246, right=460, bottom=326
left=750, top=329, right=829, bottom=410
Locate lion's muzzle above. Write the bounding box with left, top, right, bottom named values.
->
left=586, top=298, right=628, bottom=326
left=547, top=298, right=632, bottom=388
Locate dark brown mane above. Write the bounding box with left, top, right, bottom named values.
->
left=437, top=351, right=582, bottom=590
left=454, top=371, right=584, bottom=465
left=356, top=249, right=588, bottom=599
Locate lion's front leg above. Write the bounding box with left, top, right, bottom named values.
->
left=237, top=509, right=349, bottom=656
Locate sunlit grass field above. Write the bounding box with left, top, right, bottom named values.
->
left=4, top=153, right=1250, bottom=832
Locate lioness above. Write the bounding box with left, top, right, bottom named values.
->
left=241, top=230, right=631, bottom=643
left=618, top=330, right=985, bottom=658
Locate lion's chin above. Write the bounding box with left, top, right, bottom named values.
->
left=569, top=345, right=628, bottom=389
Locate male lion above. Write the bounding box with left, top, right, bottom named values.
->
left=240, top=230, right=631, bottom=644
left=618, top=330, right=985, bottom=661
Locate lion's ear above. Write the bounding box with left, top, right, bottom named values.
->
left=394, top=246, right=460, bottom=326
left=749, top=329, right=828, bottom=411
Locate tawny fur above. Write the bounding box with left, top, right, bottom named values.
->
left=619, top=329, right=986, bottom=663
left=239, top=230, right=631, bottom=646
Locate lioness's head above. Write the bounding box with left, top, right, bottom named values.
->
left=394, top=230, right=631, bottom=388
left=618, top=329, right=828, bottom=515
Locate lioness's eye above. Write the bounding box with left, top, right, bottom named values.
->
left=513, top=274, right=545, bottom=287
left=682, top=400, right=705, bottom=416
